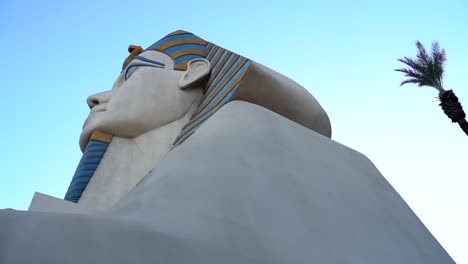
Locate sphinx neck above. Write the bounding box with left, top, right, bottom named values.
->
left=76, top=104, right=198, bottom=210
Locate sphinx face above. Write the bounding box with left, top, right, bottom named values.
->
left=79, top=50, right=203, bottom=151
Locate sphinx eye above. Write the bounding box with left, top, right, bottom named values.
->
left=125, top=66, right=139, bottom=80
left=133, top=56, right=165, bottom=67
left=124, top=56, right=165, bottom=81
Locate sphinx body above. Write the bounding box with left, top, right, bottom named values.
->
left=0, top=31, right=454, bottom=263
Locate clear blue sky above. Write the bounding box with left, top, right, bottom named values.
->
left=1, top=0, right=467, bottom=262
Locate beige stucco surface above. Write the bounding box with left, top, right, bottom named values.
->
left=0, top=101, right=454, bottom=263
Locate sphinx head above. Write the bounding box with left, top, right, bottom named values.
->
left=80, top=30, right=332, bottom=151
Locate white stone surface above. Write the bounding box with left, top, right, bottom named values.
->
left=0, top=102, right=454, bottom=263
left=233, top=61, right=332, bottom=137
left=28, top=192, right=94, bottom=214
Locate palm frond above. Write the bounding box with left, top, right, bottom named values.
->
left=395, top=67, right=434, bottom=87
left=431, top=41, right=447, bottom=86
left=394, top=41, right=447, bottom=92
left=400, top=78, right=421, bottom=86
left=416, top=41, right=430, bottom=66
left=397, top=56, right=427, bottom=76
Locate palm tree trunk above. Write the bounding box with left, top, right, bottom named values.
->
left=439, top=90, right=468, bottom=136
left=457, top=119, right=468, bottom=136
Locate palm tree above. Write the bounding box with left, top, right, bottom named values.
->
left=395, top=41, right=468, bottom=136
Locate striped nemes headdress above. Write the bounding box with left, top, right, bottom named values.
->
left=141, top=30, right=253, bottom=146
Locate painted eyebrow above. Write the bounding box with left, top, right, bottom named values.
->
left=124, top=56, right=166, bottom=80
left=133, top=55, right=165, bottom=67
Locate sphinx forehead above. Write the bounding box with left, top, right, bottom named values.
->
left=137, top=50, right=175, bottom=69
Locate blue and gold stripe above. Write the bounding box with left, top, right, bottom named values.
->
left=146, top=30, right=209, bottom=71
left=64, top=131, right=112, bottom=203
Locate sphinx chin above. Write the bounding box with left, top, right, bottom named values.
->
left=79, top=130, right=93, bottom=152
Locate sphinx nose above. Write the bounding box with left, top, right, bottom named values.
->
left=86, top=90, right=111, bottom=109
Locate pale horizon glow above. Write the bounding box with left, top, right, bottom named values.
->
left=1, top=0, right=467, bottom=263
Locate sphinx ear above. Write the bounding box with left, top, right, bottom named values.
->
left=178, top=58, right=211, bottom=90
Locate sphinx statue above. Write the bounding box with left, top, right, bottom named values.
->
left=54, top=30, right=332, bottom=211
left=0, top=31, right=454, bottom=263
